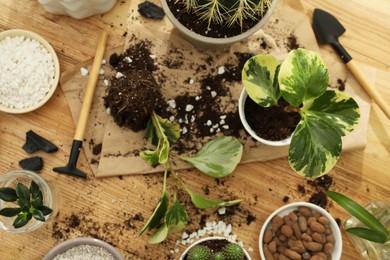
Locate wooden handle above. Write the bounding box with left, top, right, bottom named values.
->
left=74, top=31, right=109, bottom=140
left=346, top=60, right=390, bottom=119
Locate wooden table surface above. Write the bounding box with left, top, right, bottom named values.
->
left=0, top=0, right=389, bottom=259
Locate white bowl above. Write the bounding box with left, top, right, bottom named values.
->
left=180, top=236, right=251, bottom=260
left=0, top=29, right=60, bottom=114
left=43, top=237, right=124, bottom=260
left=238, top=88, right=292, bottom=146
left=259, top=202, right=342, bottom=260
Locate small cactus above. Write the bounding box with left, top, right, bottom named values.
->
left=187, top=245, right=214, bottom=260
left=213, top=252, right=225, bottom=260
left=180, top=0, right=273, bottom=29
left=221, top=243, right=245, bottom=260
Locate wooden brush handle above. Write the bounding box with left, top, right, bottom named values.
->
left=74, top=31, right=108, bottom=141
left=346, top=60, right=390, bottom=119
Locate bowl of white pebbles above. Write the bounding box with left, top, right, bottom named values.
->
left=0, top=29, right=60, bottom=113
left=43, top=237, right=125, bottom=260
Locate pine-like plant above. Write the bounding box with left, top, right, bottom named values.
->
left=178, top=0, right=273, bottom=29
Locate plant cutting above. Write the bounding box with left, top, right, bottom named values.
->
left=181, top=236, right=251, bottom=260
left=241, top=48, right=361, bottom=178
left=0, top=180, right=53, bottom=228
left=160, top=0, right=277, bottom=48
left=139, top=112, right=243, bottom=243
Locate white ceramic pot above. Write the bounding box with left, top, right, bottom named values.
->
left=43, top=237, right=125, bottom=260
left=0, top=170, right=58, bottom=233
left=160, top=0, right=278, bottom=49
left=259, top=202, right=342, bottom=260
left=180, top=236, right=252, bottom=260
left=37, top=0, right=117, bottom=19
left=238, top=88, right=292, bottom=146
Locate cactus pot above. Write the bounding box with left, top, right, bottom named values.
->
left=160, top=0, right=278, bottom=49
left=180, top=236, right=251, bottom=260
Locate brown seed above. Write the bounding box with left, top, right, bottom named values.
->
left=307, top=216, right=316, bottom=226
left=269, top=241, right=277, bottom=253
left=279, top=234, right=287, bottom=242
left=277, top=245, right=287, bottom=254
left=278, top=254, right=289, bottom=260
left=309, top=255, right=323, bottom=260
left=303, top=241, right=323, bottom=252
left=264, top=229, right=273, bottom=243
left=292, top=222, right=302, bottom=239
left=289, top=211, right=298, bottom=222
left=264, top=245, right=275, bottom=260
left=302, top=252, right=312, bottom=260
left=298, top=206, right=312, bottom=217
left=313, top=212, right=322, bottom=220
left=281, top=224, right=293, bottom=237
left=288, top=240, right=306, bottom=253
left=272, top=215, right=284, bottom=231
left=323, top=242, right=334, bottom=254
left=302, top=233, right=313, bottom=242
left=284, top=249, right=302, bottom=260
left=312, top=232, right=325, bottom=244
left=326, top=234, right=335, bottom=244
left=325, top=227, right=331, bottom=235
left=310, top=221, right=326, bottom=233
left=283, top=215, right=291, bottom=225
left=298, top=216, right=308, bottom=232
left=318, top=216, right=329, bottom=225
left=313, top=252, right=327, bottom=260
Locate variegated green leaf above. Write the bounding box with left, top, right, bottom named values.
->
left=289, top=115, right=341, bottom=177
left=140, top=150, right=160, bottom=167
left=279, top=48, right=329, bottom=106
left=157, top=115, right=180, bottom=145
left=139, top=170, right=169, bottom=235
left=289, top=90, right=360, bottom=177
left=180, top=180, right=242, bottom=209
left=179, top=136, right=243, bottom=178
left=301, top=90, right=360, bottom=135
left=242, top=54, right=281, bottom=107
left=164, top=197, right=188, bottom=234
left=148, top=223, right=169, bottom=244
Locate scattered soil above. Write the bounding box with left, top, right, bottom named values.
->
left=297, top=175, right=334, bottom=209
left=337, top=78, right=346, bottom=91
left=244, top=97, right=301, bottom=141
left=166, top=0, right=269, bottom=38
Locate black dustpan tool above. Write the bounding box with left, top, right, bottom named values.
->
left=53, top=31, right=108, bottom=178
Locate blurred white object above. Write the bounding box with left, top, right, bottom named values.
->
left=37, top=0, right=117, bottom=19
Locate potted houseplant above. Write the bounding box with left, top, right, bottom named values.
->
left=327, top=191, right=390, bottom=259
left=181, top=236, right=251, bottom=260
left=0, top=170, right=56, bottom=233
left=259, top=202, right=342, bottom=260
left=160, top=0, right=278, bottom=48
left=139, top=112, right=243, bottom=243
left=239, top=48, right=361, bottom=178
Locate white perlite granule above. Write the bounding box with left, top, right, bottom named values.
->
left=52, top=245, right=115, bottom=260
left=0, top=36, right=55, bottom=109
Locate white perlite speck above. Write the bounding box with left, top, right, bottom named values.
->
left=0, top=36, right=55, bottom=109
left=52, top=244, right=115, bottom=260
left=80, top=67, right=89, bottom=76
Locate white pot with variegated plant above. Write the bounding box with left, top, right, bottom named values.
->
left=239, top=48, right=361, bottom=178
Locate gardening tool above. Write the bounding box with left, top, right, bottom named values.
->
left=53, top=31, right=108, bottom=178
left=313, top=8, right=390, bottom=120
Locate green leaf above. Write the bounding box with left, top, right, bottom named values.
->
left=326, top=191, right=389, bottom=240
left=32, top=209, right=45, bottom=222
left=32, top=194, right=43, bottom=208
left=156, top=115, right=180, bottom=145
left=0, top=207, right=22, bottom=217
left=140, top=150, right=160, bottom=167
left=37, top=206, right=53, bottom=216
left=0, top=187, right=17, bottom=202
left=158, top=138, right=170, bottom=164
left=17, top=197, right=31, bottom=210
left=148, top=223, right=169, bottom=244
left=165, top=198, right=188, bottom=234
left=279, top=48, right=329, bottom=107
left=139, top=170, right=169, bottom=235
left=346, top=227, right=388, bottom=243
left=289, top=90, right=360, bottom=177
left=13, top=215, right=29, bottom=228
left=145, top=118, right=159, bottom=146
left=30, top=181, right=40, bottom=199
left=242, top=54, right=281, bottom=107
left=16, top=183, right=30, bottom=201
left=179, top=136, right=243, bottom=178
left=180, top=181, right=242, bottom=209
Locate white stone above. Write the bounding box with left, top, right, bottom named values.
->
left=115, top=72, right=124, bottom=79
left=220, top=115, right=227, bottom=120
left=99, top=69, right=105, bottom=75
left=218, top=66, right=225, bottom=74
left=189, top=79, right=194, bottom=84
left=101, top=59, right=106, bottom=64
left=80, top=67, right=89, bottom=76
left=106, top=107, right=111, bottom=115
left=218, top=207, right=226, bottom=215
left=124, top=56, right=132, bottom=63
left=182, top=126, right=188, bottom=135
left=185, top=104, right=194, bottom=112
left=195, top=96, right=201, bottom=101
left=149, top=54, right=156, bottom=59
left=103, top=79, right=109, bottom=87
left=206, top=120, right=212, bottom=126
left=222, top=125, right=229, bottom=129
left=169, top=116, right=175, bottom=122
left=211, top=91, right=217, bottom=97
left=219, top=119, right=225, bottom=125
left=167, top=99, right=176, bottom=108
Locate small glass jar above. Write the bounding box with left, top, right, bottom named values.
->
left=343, top=201, right=390, bottom=259
left=0, top=170, right=58, bottom=234
left=37, top=0, right=117, bottom=19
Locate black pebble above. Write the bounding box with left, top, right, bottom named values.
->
left=109, top=53, right=120, bottom=67
left=22, top=130, right=58, bottom=154
left=19, top=156, right=44, bottom=171
left=138, top=1, right=165, bottom=19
